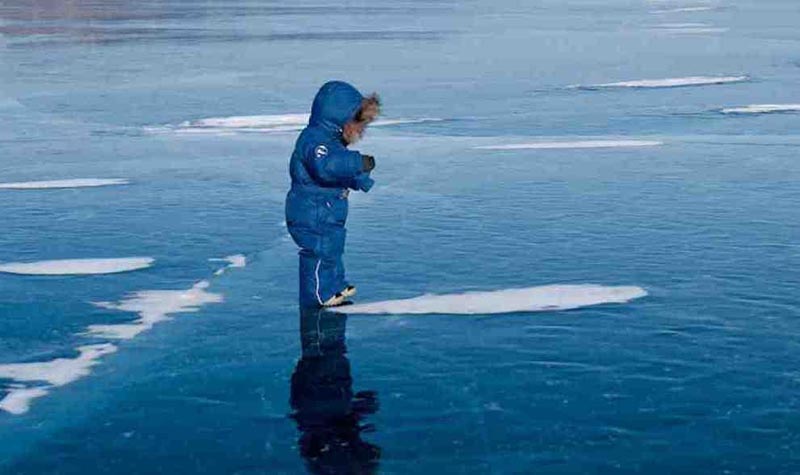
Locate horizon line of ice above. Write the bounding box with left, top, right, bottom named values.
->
left=338, top=284, right=648, bottom=315
left=721, top=104, right=800, bottom=114
left=0, top=257, right=154, bottom=276
left=0, top=178, right=129, bottom=190
left=476, top=140, right=663, bottom=150
left=578, top=76, right=748, bottom=89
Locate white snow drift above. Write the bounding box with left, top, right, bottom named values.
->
left=0, top=179, right=129, bottom=190
left=0, top=344, right=117, bottom=415
left=87, top=280, right=224, bottom=340
left=721, top=104, right=800, bottom=115
left=652, top=6, right=714, bottom=14
left=0, top=254, right=247, bottom=415
left=0, top=258, right=154, bottom=276
left=579, top=76, right=748, bottom=89
left=339, top=284, right=648, bottom=315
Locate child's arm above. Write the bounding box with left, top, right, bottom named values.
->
left=305, top=142, right=375, bottom=192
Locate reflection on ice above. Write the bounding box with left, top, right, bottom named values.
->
left=290, top=307, right=381, bottom=473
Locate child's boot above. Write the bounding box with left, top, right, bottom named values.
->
left=341, top=285, right=357, bottom=298
left=322, top=292, right=346, bottom=308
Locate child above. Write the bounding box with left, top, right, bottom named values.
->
left=285, top=81, right=380, bottom=307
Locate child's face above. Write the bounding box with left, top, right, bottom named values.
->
left=342, top=95, right=380, bottom=145
left=342, top=120, right=367, bottom=145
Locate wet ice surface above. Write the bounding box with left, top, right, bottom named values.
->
left=2, top=0, right=800, bottom=473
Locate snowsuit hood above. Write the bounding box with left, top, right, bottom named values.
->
left=308, top=81, right=364, bottom=134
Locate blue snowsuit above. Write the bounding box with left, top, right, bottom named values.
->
left=285, top=81, right=375, bottom=307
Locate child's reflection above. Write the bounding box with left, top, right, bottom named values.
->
left=290, top=307, right=381, bottom=474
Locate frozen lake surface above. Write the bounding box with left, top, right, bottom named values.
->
left=1, top=0, right=800, bottom=473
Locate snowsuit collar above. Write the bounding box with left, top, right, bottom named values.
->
left=308, top=81, right=364, bottom=137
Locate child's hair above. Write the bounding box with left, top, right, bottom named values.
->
left=355, top=93, right=381, bottom=124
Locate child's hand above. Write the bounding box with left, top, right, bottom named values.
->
left=362, top=154, right=376, bottom=172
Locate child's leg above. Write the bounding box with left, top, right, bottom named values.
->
left=293, top=225, right=347, bottom=306
left=317, top=225, right=347, bottom=302
left=335, top=254, right=346, bottom=290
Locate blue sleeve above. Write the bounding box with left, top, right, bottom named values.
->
left=305, top=142, right=374, bottom=191
left=352, top=172, right=374, bottom=192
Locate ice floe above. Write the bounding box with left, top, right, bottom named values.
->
left=476, top=140, right=663, bottom=150
left=339, top=284, right=648, bottom=315
left=0, top=258, right=154, bottom=276
left=721, top=104, right=800, bottom=115
left=577, top=76, right=748, bottom=89
left=0, top=179, right=129, bottom=190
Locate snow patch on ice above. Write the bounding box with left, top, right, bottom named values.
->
left=0, top=344, right=117, bottom=415
left=0, top=258, right=154, bottom=276
left=651, top=25, right=728, bottom=33
left=653, top=23, right=710, bottom=28
left=721, top=104, right=800, bottom=115
left=651, top=6, right=715, bottom=13
left=87, top=280, right=223, bottom=340
left=0, top=387, right=50, bottom=415
left=0, top=254, right=246, bottom=415
left=210, top=254, right=247, bottom=276
left=0, top=344, right=117, bottom=386
left=183, top=113, right=309, bottom=132
left=476, top=140, right=662, bottom=150
left=0, top=179, right=129, bottom=190
left=221, top=254, right=246, bottom=268
left=339, top=284, right=648, bottom=315
left=576, top=76, right=748, bottom=89
left=147, top=114, right=444, bottom=135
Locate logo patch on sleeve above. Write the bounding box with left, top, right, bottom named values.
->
left=314, top=145, right=328, bottom=159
